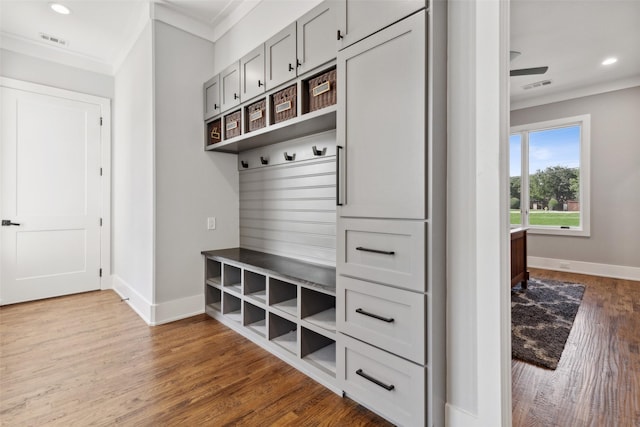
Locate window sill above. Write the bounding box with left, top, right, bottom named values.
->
left=526, top=226, right=590, bottom=237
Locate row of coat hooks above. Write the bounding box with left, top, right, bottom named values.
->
left=240, top=146, right=327, bottom=168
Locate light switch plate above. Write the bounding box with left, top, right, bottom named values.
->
left=207, top=217, right=216, bottom=230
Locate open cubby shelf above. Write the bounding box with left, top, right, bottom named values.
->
left=203, top=249, right=338, bottom=391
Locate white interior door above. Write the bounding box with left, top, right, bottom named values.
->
left=1, top=87, right=102, bottom=305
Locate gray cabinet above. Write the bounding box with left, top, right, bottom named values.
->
left=203, top=74, right=220, bottom=119
left=337, top=10, right=426, bottom=219
left=240, top=45, right=265, bottom=101
left=337, top=0, right=425, bottom=50
left=265, top=22, right=297, bottom=90
left=220, top=61, right=241, bottom=112
left=297, top=1, right=337, bottom=75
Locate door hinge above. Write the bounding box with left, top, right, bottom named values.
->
left=100, top=117, right=103, bottom=126
left=99, top=268, right=103, bottom=277
left=100, top=218, right=103, bottom=226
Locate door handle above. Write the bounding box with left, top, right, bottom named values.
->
left=2, top=220, right=21, bottom=226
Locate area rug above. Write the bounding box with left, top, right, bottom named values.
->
left=511, top=277, right=585, bottom=369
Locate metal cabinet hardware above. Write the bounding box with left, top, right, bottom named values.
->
left=355, top=247, right=395, bottom=255
left=355, top=308, right=394, bottom=323
left=356, top=369, right=395, bottom=391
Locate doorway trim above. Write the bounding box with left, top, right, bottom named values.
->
left=0, top=77, right=112, bottom=290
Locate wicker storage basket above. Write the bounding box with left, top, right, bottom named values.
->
left=224, top=110, right=242, bottom=139
left=207, top=118, right=222, bottom=145
left=246, top=98, right=266, bottom=132
left=271, top=84, right=297, bottom=124
left=307, top=68, right=336, bottom=112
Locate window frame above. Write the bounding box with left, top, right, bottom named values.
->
left=510, top=114, right=591, bottom=237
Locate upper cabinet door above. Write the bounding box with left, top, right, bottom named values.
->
left=337, top=11, right=426, bottom=219
left=240, top=44, right=265, bottom=102
left=296, top=1, right=337, bottom=75
left=220, top=61, right=241, bottom=112
left=203, top=74, right=220, bottom=119
left=265, top=23, right=297, bottom=91
left=337, top=0, right=425, bottom=50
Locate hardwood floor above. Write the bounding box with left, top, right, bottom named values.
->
left=0, top=291, right=391, bottom=426
left=512, top=268, right=640, bottom=427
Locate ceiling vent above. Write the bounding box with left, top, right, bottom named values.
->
left=39, top=33, right=69, bottom=47
left=522, top=80, right=552, bottom=90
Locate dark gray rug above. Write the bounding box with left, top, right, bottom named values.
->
left=511, top=277, right=585, bottom=369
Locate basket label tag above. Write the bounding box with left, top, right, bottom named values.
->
left=226, top=120, right=238, bottom=131
left=275, top=100, right=292, bottom=114
left=312, top=81, right=331, bottom=97
left=210, top=126, right=220, bottom=140
left=249, top=110, right=263, bottom=122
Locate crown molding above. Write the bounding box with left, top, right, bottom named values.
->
left=0, top=31, right=112, bottom=75
left=510, top=76, right=640, bottom=110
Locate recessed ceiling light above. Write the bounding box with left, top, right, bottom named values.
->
left=50, top=3, right=71, bottom=15
left=602, top=57, right=618, bottom=66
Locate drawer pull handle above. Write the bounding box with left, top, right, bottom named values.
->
left=356, top=369, right=395, bottom=391
left=355, top=308, right=394, bottom=323
left=355, top=247, right=395, bottom=255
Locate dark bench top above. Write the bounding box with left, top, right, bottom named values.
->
left=202, top=247, right=336, bottom=294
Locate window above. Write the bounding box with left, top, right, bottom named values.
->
left=510, top=115, right=590, bottom=236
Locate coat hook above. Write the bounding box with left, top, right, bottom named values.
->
left=312, top=146, right=327, bottom=156
left=284, top=152, right=295, bottom=161
left=241, top=160, right=249, bottom=168
left=260, top=156, right=269, bottom=165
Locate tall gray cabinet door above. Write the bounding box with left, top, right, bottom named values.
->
left=220, top=61, right=241, bottom=112
left=204, top=74, right=220, bottom=119
left=241, top=45, right=265, bottom=101
left=337, top=0, right=424, bottom=49
left=296, top=1, right=337, bottom=75
left=265, top=23, right=297, bottom=90
left=337, top=10, right=426, bottom=219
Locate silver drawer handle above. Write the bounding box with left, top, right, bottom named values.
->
left=356, top=369, right=395, bottom=391
left=355, top=308, right=394, bottom=323
left=355, top=246, right=395, bottom=255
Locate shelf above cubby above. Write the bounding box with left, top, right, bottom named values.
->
left=205, top=105, right=336, bottom=154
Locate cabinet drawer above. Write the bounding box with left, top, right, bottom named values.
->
left=339, top=334, right=425, bottom=427
left=338, top=276, right=425, bottom=364
left=338, top=218, right=425, bottom=292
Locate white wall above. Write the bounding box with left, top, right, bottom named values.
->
left=112, top=22, right=155, bottom=308
left=0, top=49, right=114, bottom=99
left=511, top=86, right=640, bottom=271
left=153, top=21, right=239, bottom=309
left=212, top=0, right=322, bottom=75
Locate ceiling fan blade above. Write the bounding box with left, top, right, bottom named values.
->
left=510, top=66, right=549, bottom=77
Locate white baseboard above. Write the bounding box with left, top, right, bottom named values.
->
left=111, top=275, right=204, bottom=326
left=112, top=275, right=154, bottom=324
left=153, top=294, right=204, bottom=326
left=528, top=256, right=640, bottom=281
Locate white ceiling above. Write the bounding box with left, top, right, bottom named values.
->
left=510, top=0, right=640, bottom=108
left=1, top=0, right=639, bottom=106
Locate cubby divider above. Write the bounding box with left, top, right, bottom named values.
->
left=223, top=264, right=242, bottom=295
left=205, top=285, right=222, bottom=314
left=223, top=293, right=242, bottom=323
left=244, top=270, right=267, bottom=305
left=301, top=327, right=336, bottom=377
left=206, top=258, right=222, bottom=286
left=269, top=278, right=298, bottom=317
left=301, top=288, right=336, bottom=332
left=244, top=302, right=266, bottom=337
left=269, top=313, right=298, bottom=355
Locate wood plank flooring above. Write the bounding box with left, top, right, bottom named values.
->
left=0, top=291, right=391, bottom=426
left=512, top=268, right=640, bottom=427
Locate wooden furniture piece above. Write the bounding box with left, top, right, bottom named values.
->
left=511, top=227, right=529, bottom=288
